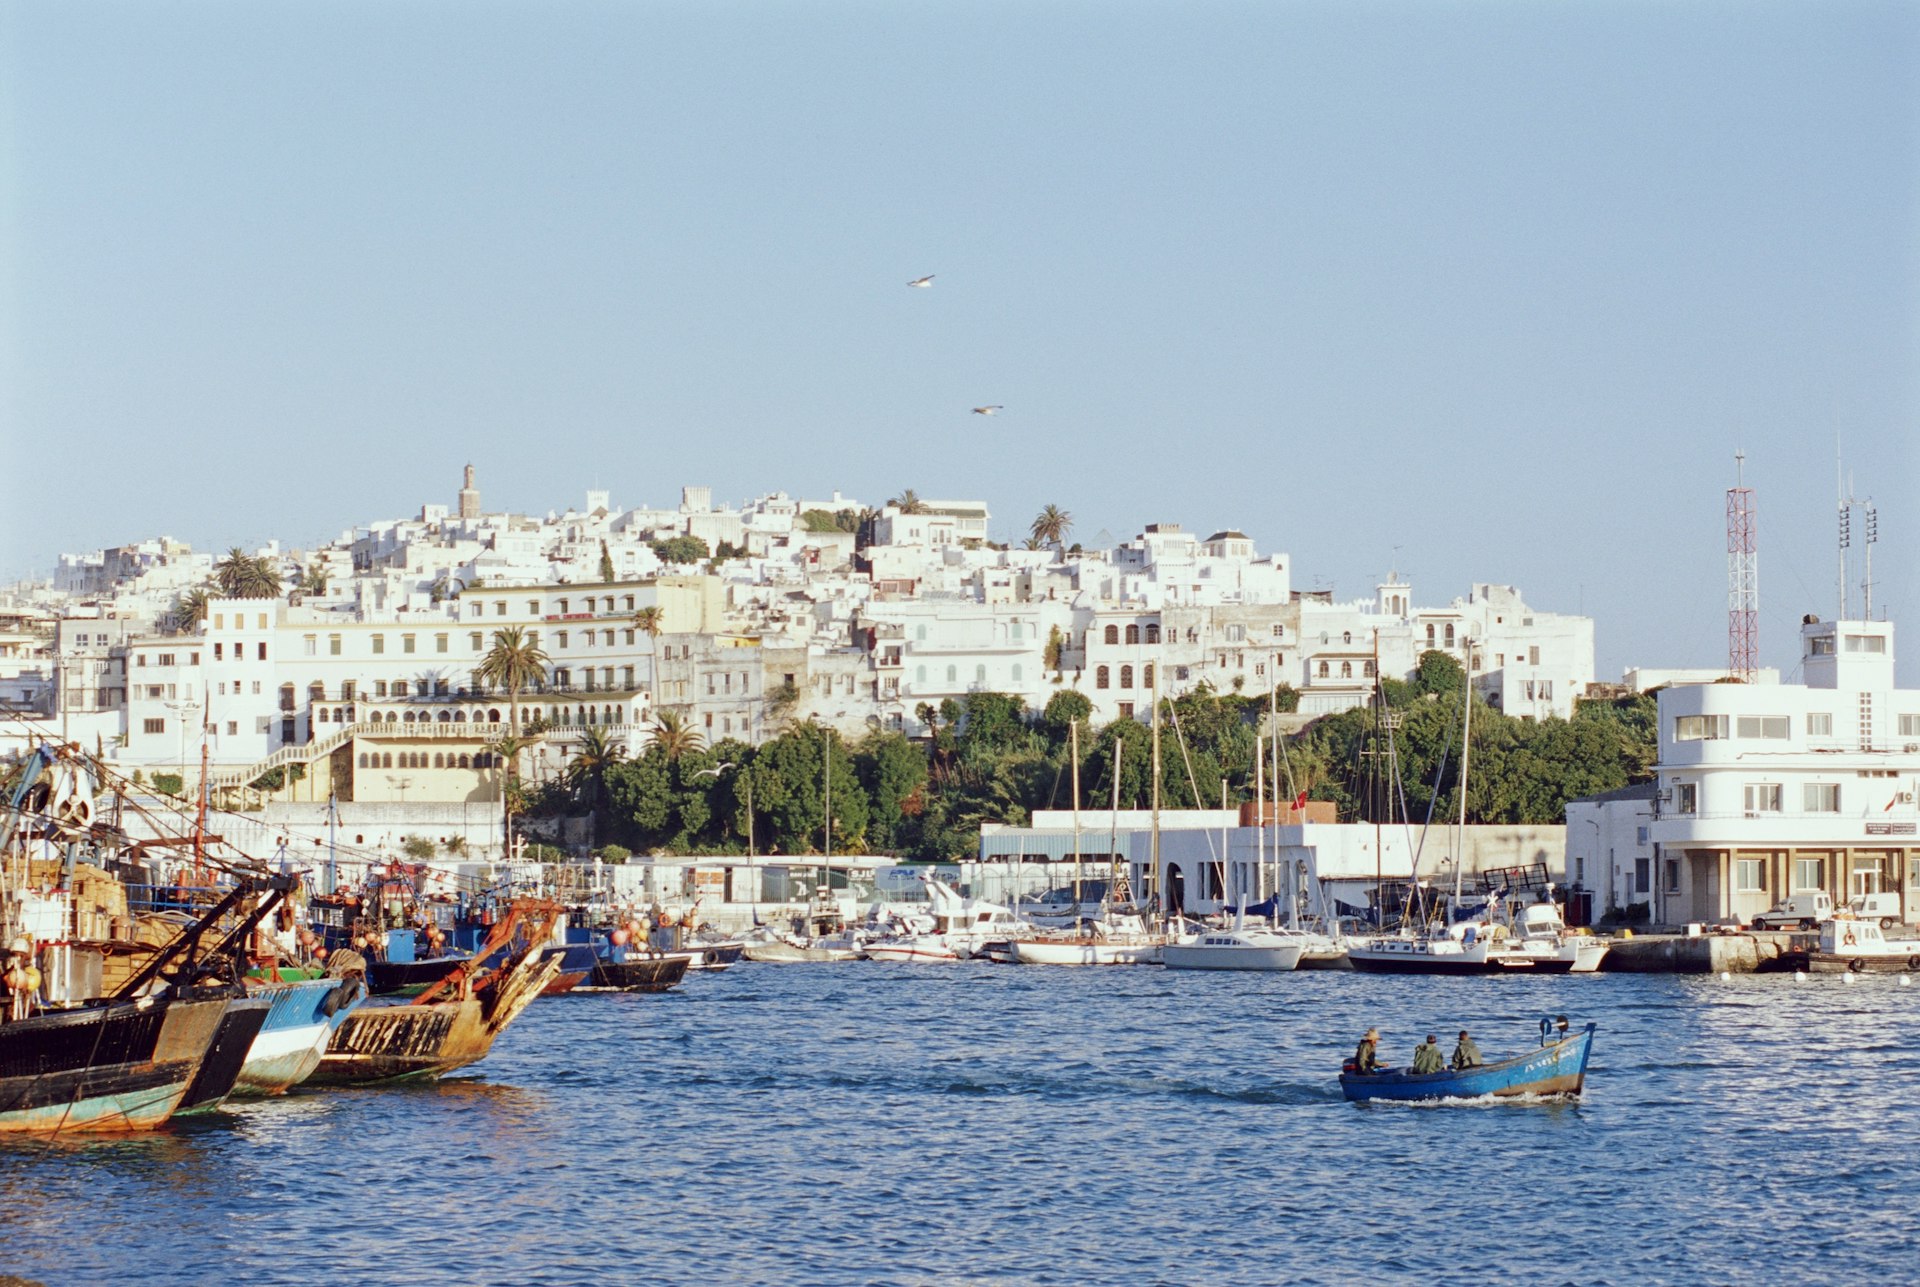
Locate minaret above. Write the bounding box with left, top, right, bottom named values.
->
left=458, top=464, right=480, bottom=519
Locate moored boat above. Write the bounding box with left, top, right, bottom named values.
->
left=1162, top=926, right=1306, bottom=972
left=232, top=974, right=367, bottom=1095
left=310, top=900, right=563, bottom=1085
left=0, top=995, right=213, bottom=1133
left=584, top=954, right=690, bottom=992
left=1801, top=919, right=1920, bottom=974
left=538, top=942, right=600, bottom=995
left=1339, top=1017, right=1596, bottom=1103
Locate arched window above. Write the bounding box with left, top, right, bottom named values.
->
left=1342, top=631, right=1351, bottom=644
left=438, top=710, right=452, bottom=722
left=1426, top=624, right=1436, bottom=645
left=308, top=682, right=325, bottom=703
left=381, top=753, right=393, bottom=768
left=358, top=752, right=369, bottom=768
left=433, top=753, right=445, bottom=768
left=1363, top=661, right=1375, bottom=677
left=1125, top=624, right=1140, bottom=645
left=1143, top=664, right=1154, bottom=689
left=458, top=753, right=471, bottom=768
left=1120, top=664, right=1134, bottom=689
left=455, top=710, right=467, bottom=722
left=1445, top=624, right=1455, bottom=646
left=1104, top=625, right=1119, bottom=645
left=1096, top=665, right=1110, bottom=689
left=488, top=709, right=502, bottom=723
left=1317, top=661, right=1329, bottom=678
left=1340, top=662, right=1352, bottom=678
left=1145, top=624, right=1160, bottom=644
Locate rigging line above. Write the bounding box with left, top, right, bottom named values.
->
left=1162, top=695, right=1217, bottom=863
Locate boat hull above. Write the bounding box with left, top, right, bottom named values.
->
left=580, top=955, right=690, bottom=992
left=233, top=977, right=366, bottom=1096
left=1340, top=1025, right=1596, bottom=1102
left=1162, top=942, right=1304, bottom=971
left=742, top=943, right=859, bottom=964
left=1347, top=941, right=1578, bottom=975
left=864, top=940, right=963, bottom=963
left=1807, top=951, right=1920, bottom=974
left=311, top=954, right=560, bottom=1084
left=1014, top=939, right=1162, bottom=966
left=539, top=944, right=600, bottom=995
left=0, top=998, right=205, bottom=1134
left=175, top=996, right=275, bottom=1115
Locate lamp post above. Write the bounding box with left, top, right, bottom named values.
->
left=163, top=694, right=202, bottom=792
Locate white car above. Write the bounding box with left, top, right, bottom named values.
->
left=1751, top=892, right=1834, bottom=931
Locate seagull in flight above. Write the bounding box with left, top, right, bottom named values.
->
left=907, top=275, right=935, bottom=288
left=971, top=405, right=1003, bottom=416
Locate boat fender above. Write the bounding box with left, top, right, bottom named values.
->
left=1847, top=958, right=1866, bottom=974
left=1908, top=956, right=1920, bottom=971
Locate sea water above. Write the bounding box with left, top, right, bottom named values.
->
left=1, top=966, right=1913, bottom=1285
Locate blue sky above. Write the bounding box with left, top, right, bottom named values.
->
left=4, top=1, right=1915, bottom=682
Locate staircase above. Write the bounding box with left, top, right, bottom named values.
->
left=205, top=721, right=371, bottom=790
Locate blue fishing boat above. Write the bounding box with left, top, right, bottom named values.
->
left=231, top=974, right=367, bottom=1096
left=1339, top=1017, right=1595, bottom=1103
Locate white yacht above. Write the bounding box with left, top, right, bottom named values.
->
left=1162, top=924, right=1306, bottom=971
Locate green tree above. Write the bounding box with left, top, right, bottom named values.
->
left=303, top=562, right=330, bottom=595
left=855, top=731, right=930, bottom=852
left=747, top=722, right=869, bottom=854
left=889, top=489, right=928, bottom=514
left=400, top=835, right=436, bottom=862
left=652, top=535, right=709, bottom=564
left=598, top=541, right=616, bottom=582
left=477, top=626, right=549, bottom=738
left=1029, top=504, right=1073, bottom=548
left=649, top=709, right=704, bottom=760
left=1413, top=649, right=1466, bottom=696
left=170, top=587, right=212, bottom=634
left=800, top=509, right=842, bottom=533
left=565, top=726, right=628, bottom=841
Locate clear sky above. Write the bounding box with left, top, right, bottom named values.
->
left=4, top=1, right=1915, bottom=682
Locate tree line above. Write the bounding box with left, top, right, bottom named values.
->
left=528, top=650, right=1658, bottom=859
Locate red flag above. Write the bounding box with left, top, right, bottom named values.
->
left=1293, top=791, right=1309, bottom=811
left=1888, top=796, right=1899, bottom=812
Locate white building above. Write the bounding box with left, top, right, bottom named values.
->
left=1648, top=616, right=1920, bottom=926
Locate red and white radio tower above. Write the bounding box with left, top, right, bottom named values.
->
left=1727, top=450, right=1758, bottom=680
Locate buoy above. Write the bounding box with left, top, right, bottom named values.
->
left=610, top=928, right=630, bottom=947
left=1794, top=971, right=1806, bottom=982
left=1901, top=975, right=1912, bottom=987
left=1843, top=971, right=1857, bottom=984
left=1719, top=971, right=1732, bottom=981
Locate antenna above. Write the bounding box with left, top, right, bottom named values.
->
left=1726, top=450, right=1758, bottom=681
left=1863, top=499, right=1878, bottom=619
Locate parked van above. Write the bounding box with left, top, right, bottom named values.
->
left=1751, top=892, right=1834, bottom=931
left=1846, top=892, right=1902, bottom=927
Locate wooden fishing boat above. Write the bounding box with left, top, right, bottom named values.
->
left=232, top=975, right=366, bottom=1095
left=0, top=995, right=217, bottom=1133
left=1339, top=1017, right=1595, bottom=1104
left=172, top=995, right=275, bottom=1114
left=582, top=953, right=689, bottom=992
left=310, top=900, right=563, bottom=1085
left=538, top=943, right=600, bottom=995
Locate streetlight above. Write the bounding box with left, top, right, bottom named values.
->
left=164, top=694, right=202, bottom=793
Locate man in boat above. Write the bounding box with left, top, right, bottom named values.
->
left=1352, top=1028, right=1383, bottom=1074
left=1451, top=1029, right=1483, bottom=1070
left=1412, top=1034, right=1445, bottom=1074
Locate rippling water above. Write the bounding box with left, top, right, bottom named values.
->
left=3, top=965, right=1916, bottom=1286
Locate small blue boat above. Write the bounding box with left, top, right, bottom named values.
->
left=1339, top=1017, right=1595, bottom=1103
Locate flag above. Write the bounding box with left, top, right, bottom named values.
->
left=1888, top=796, right=1899, bottom=812
left=1293, top=791, right=1309, bottom=811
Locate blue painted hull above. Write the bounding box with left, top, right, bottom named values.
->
left=1340, top=1025, right=1595, bottom=1102
left=233, top=977, right=366, bottom=1096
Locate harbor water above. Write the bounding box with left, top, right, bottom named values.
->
left=2, top=966, right=1914, bottom=1285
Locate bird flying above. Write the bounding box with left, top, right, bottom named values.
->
left=971, top=405, right=1003, bottom=415
left=907, top=275, right=935, bottom=288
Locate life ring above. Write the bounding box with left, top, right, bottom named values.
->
left=1842, top=928, right=1858, bottom=947
left=1908, top=955, right=1920, bottom=971
left=1847, top=958, right=1866, bottom=973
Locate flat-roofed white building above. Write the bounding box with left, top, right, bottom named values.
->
left=1649, top=616, right=1920, bottom=926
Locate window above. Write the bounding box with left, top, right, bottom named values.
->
left=529, top=601, right=541, bottom=616
left=303, top=636, right=317, bottom=656
left=470, top=632, right=483, bottom=650
left=213, top=614, right=223, bottom=630
left=1125, top=625, right=1140, bottom=645
left=1674, top=783, right=1697, bottom=814
left=1529, top=646, right=1540, bottom=665
left=342, top=680, right=355, bottom=700
left=1225, top=624, right=1244, bottom=643
left=916, top=625, right=928, bottom=642
left=213, top=644, right=223, bottom=661
left=1317, top=661, right=1329, bottom=678
left=1117, top=702, right=1134, bottom=720
left=558, top=631, right=569, bottom=649
left=1665, top=858, right=1681, bottom=893
left=1634, top=858, right=1651, bottom=895
left=403, top=634, right=416, bottom=654
left=144, top=718, right=164, bottom=735
left=1119, top=665, right=1133, bottom=689
left=1104, top=625, right=1119, bottom=645
left=1736, top=716, right=1789, bottom=740
left=1674, top=715, right=1728, bottom=741
left=1146, top=624, right=1161, bottom=644
left=1844, top=634, right=1886, bottom=654
left=623, top=666, right=634, bottom=688
left=1743, top=783, right=1783, bottom=813
left=371, top=635, right=385, bottom=655
left=1425, top=624, right=1435, bottom=645
left=436, top=634, right=449, bottom=653
left=1444, top=624, right=1455, bottom=646
left=1096, top=665, right=1110, bottom=690
left=495, top=601, right=508, bottom=616
left=1735, top=859, right=1765, bottom=894
left=1793, top=857, right=1824, bottom=891
left=329, top=635, right=342, bottom=656
left=374, top=680, right=388, bottom=697
left=1143, top=664, right=1153, bottom=689
left=1803, top=783, right=1840, bottom=813
left=1900, top=715, right=1920, bottom=737
left=257, top=642, right=267, bottom=661
left=1809, top=634, right=1834, bottom=656
left=1340, top=662, right=1352, bottom=678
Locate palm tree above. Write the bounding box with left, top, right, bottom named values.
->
left=649, top=710, right=704, bottom=760
left=889, top=489, right=929, bottom=515
left=303, top=562, right=329, bottom=595
left=631, top=605, right=665, bottom=709
left=170, top=587, right=212, bottom=634
left=214, top=548, right=254, bottom=598
left=1030, top=504, right=1073, bottom=549
left=566, top=726, right=627, bottom=838
left=253, top=557, right=284, bottom=598
left=477, top=625, right=550, bottom=740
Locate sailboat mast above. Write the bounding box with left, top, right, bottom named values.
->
left=1149, top=689, right=1162, bottom=923
left=1453, top=637, right=1472, bottom=909
left=1108, top=738, right=1123, bottom=906
left=822, top=725, right=831, bottom=861
left=1254, top=736, right=1265, bottom=906
left=1071, top=719, right=1083, bottom=906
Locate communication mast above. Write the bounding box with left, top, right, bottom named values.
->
left=1726, top=451, right=1758, bottom=681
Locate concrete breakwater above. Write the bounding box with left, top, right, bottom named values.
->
left=1600, top=930, right=1809, bottom=974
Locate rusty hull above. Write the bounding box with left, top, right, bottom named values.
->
left=309, top=951, right=561, bottom=1085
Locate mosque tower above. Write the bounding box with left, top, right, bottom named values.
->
left=458, top=464, right=481, bottom=519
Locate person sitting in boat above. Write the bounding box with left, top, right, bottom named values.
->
left=1412, top=1035, right=1445, bottom=1074
left=1451, top=1030, right=1483, bottom=1070
left=1352, top=1028, right=1384, bottom=1074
